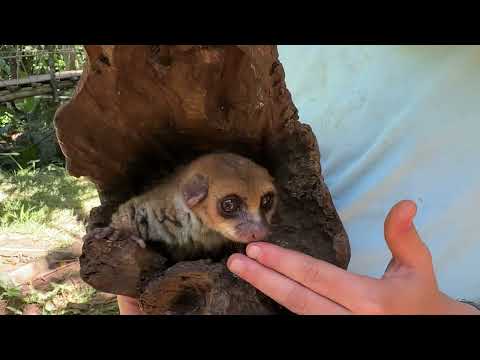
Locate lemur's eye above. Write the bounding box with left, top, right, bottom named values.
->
left=260, top=192, right=275, bottom=212
left=219, top=195, right=242, bottom=218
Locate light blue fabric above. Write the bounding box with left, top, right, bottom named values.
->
left=277, top=45, right=480, bottom=300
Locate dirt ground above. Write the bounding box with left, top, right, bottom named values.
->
left=0, top=236, right=119, bottom=315
left=0, top=166, right=115, bottom=315
left=0, top=233, right=59, bottom=273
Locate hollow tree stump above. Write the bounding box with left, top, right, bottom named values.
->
left=54, top=45, right=351, bottom=315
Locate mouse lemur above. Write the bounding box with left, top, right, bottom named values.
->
left=109, top=152, right=277, bottom=262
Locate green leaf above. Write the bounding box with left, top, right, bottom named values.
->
left=17, top=97, right=37, bottom=113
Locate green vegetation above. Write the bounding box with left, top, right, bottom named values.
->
left=0, top=45, right=85, bottom=80
left=0, top=278, right=119, bottom=315
left=0, top=279, right=24, bottom=314
left=1, top=45, right=85, bottom=171
left=0, top=45, right=118, bottom=315
left=0, top=160, right=110, bottom=316
left=0, top=90, right=72, bottom=171
left=0, top=46, right=94, bottom=245
left=0, top=164, right=100, bottom=246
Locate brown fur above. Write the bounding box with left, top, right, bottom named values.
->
left=179, top=153, right=277, bottom=241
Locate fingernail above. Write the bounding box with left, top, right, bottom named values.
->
left=247, top=244, right=261, bottom=259
left=227, top=257, right=244, bottom=274
left=399, top=200, right=417, bottom=232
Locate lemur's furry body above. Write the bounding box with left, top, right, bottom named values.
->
left=110, top=153, right=277, bottom=262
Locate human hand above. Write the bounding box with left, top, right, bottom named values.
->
left=117, top=295, right=144, bottom=315
left=227, top=200, right=479, bottom=315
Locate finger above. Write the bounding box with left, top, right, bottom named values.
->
left=227, top=253, right=351, bottom=315
left=244, top=242, right=377, bottom=310
left=384, top=200, right=432, bottom=270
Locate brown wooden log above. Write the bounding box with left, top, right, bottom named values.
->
left=54, top=45, right=351, bottom=315
left=140, top=260, right=279, bottom=315
left=79, top=229, right=169, bottom=298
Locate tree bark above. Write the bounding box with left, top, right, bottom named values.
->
left=54, top=45, right=350, bottom=315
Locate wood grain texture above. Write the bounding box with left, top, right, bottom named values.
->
left=54, top=45, right=350, bottom=314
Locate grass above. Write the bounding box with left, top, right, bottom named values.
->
left=0, top=163, right=119, bottom=315
left=0, top=164, right=100, bottom=249
left=0, top=277, right=119, bottom=315
left=0, top=279, right=25, bottom=314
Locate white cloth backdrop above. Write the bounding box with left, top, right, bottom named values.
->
left=277, top=45, right=480, bottom=301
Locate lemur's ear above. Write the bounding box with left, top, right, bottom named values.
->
left=181, top=174, right=209, bottom=208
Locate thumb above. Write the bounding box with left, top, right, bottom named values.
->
left=384, top=200, right=432, bottom=270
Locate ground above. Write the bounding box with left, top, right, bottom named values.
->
left=0, top=165, right=119, bottom=315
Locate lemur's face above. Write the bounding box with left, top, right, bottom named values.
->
left=181, top=153, right=277, bottom=243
